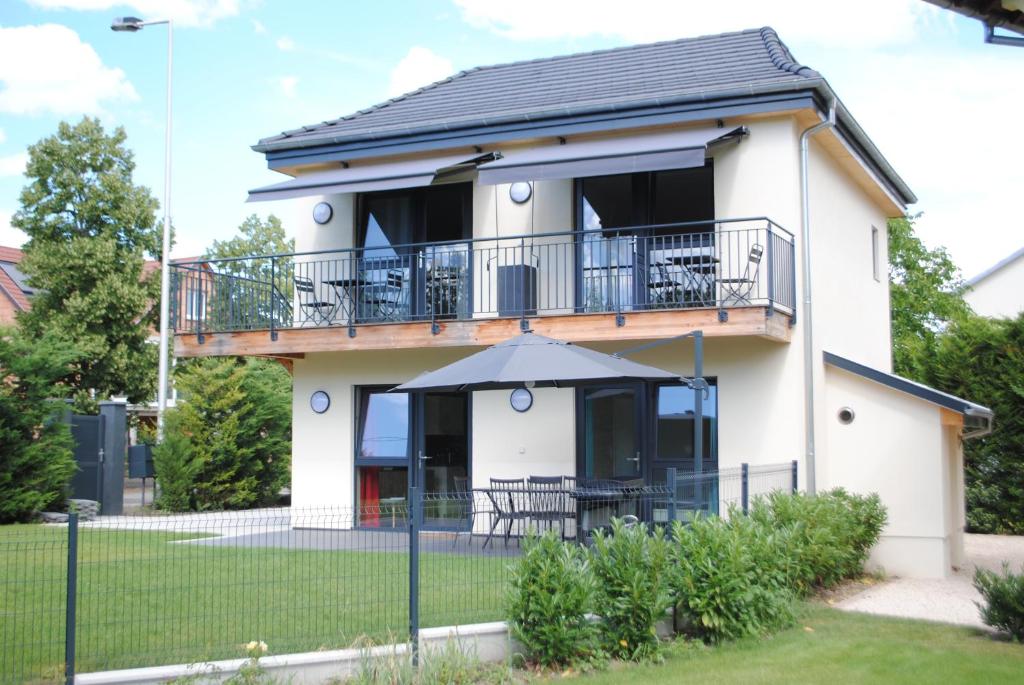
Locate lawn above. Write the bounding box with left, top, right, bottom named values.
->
left=0, top=524, right=510, bottom=683
left=578, top=605, right=1024, bottom=685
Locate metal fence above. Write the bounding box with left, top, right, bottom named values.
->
left=0, top=461, right=795, bottom=684
left=169, top=218, right=795, bottom=338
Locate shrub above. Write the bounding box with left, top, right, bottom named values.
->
left=506, top=530, right=598, bottom=667
left=0, top=326, right=78, bottom=522
left=750, top=489, right=886, bottom=592
left=974, top=563, right=1024, bottom=641
left=589, top=520, right=672, bottom=661
left=669, top=511, right=797, bottom=643
left=152, top=412, right=199, bottom=511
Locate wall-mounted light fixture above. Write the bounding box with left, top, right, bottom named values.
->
left=509, top=182, right=532, bottom=204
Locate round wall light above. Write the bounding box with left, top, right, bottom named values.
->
left=313, top=201, right=333, bottom=225
left=509, top=182, right=533, bottom=204
left=310, top=390, right=331, bottom=414
left=510, top=387, right=533, bottom=413
left=837, top=407, right=855, bottom=424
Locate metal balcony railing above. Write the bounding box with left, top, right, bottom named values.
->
left=170, top=218, right=795, bottom=338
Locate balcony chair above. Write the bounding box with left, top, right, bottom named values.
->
left=720, top=243, right=764, bottom=305
left=451, top=476, right=475, bottom=547
left=364, top=268, right=407, bottom=321
left=294, top=275, right=337, bottom=326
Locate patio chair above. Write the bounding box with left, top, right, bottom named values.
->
left=527, top=476, right=568, bottom=539
left=720, top=244, right=764, bottom=305
left=294, top=275, right=337, bottom=325
left=647, top=262, right=683, bottom=307
left=451, top=476, right=475, bottom=548
left=483, top=478, right=530, bottom=548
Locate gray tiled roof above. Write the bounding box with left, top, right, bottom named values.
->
left=255, top=27, right=818, bottom=151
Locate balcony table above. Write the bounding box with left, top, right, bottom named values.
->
left=323, top=277, right=372, bottom=325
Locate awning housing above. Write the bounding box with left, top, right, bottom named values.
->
left=476, top=125, right=747, bottom=185
left=247, top=152, right=496, bottom=202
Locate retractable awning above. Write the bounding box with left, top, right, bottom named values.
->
left=246, top=152, right=497, bottom=202
left=476, top=126, right=747, bottom=185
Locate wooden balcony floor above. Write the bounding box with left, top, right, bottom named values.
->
left=174, top=307, right=792, bottom=358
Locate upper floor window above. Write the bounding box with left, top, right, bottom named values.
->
left=871, top=226, right=881, bottom=282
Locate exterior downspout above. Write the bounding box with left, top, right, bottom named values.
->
left=798, top=100, right=836, bottom=495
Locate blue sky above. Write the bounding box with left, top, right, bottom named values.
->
left=0, top=1, right=1021, bottom=276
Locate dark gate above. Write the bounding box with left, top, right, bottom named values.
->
left=70, top=414, right=105, bottom=503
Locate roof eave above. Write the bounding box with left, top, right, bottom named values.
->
left=252, top=78, right=915, bottom=207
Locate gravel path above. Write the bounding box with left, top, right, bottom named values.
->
left=836, top=534, right=1024, bottom=628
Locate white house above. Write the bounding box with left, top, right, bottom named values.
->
left=171, top=28, right=991, bottom=579
left=965, top=246, right=1024, bottom=318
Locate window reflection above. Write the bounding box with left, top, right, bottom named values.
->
left=358, top=391, right=409, bottom=459
left=655, top=382, right=718, bottom=465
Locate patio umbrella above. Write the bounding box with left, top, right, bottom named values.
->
left=393, top=332, right=681, bottom=392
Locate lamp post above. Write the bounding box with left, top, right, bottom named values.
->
left=112, top=16, right=174, bottom=440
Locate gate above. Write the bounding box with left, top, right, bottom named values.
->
left=69, top=414, right=105, bottom=503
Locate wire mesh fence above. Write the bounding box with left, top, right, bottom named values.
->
left=0, top=461, right=796, bottom=684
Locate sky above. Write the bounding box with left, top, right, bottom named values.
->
left=0, top=0, right=1021, bottom=278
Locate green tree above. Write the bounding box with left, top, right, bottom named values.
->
left=888, top=216, right=971, bottom=378
left=12, top=117, right=161, bottom=411
left=0, top=327, right=80, bottom=522
left=157, top=357, right=291, bottom=511
left=201, top=214, right=294, bottom=331
left=928, top=314, right=1024, bottom=534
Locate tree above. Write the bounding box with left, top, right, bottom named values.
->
left=0, top=327, right=80, bottom=522
left=202, top=214, right=294, bottom=331
left=12, top=117, right=161, bottom=411
left=156, top=357, right=291, bottom=511
left=888, top=216, right=971, bottom=378
left=928, top=314, right=1024, bottom=534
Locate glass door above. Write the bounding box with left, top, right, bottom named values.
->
left=420, top=392, right=470, bottom=530
left=649, top=382, right=718, bottom=521
left=580, top=386, right=642, bottom=481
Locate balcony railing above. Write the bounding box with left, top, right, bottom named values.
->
left=170, top=218, right=795, bottom=337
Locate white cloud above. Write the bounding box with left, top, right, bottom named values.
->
left=0, top=209, right=27, bottom=248
left=278, top=75, right=298, bottom=98
left=387, top=47, right=453, bottom=97
left=0, top=24, right=137, bottom=116
left=454, top=0, right=933, bottom=48
left=276, top=35, right=294, bottom=51
left=27, top=0, right=241, bottom=28
left=251, top=18, right=266, bottom=34
left=0, top=152, right=28, bottom=178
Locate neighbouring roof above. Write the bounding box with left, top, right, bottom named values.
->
left=253, top=27, right=915, bottom=205
left=824, top=352, right=994, bottom=431
left=0, top=245, right=32, bottom=312
left=924, top=0, right=1024, bottom=35
left=966, top=245, right=1024, bottom=286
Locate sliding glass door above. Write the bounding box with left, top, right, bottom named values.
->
left=579, top=386, right=643, bottom=481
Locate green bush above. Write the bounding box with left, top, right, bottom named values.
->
left=506, top=530, right=598, bottom=667
left=750, top=489, right=887, bottom=592
left=974, top=563, right=1024, bottom=641
left=157, top=357, right=291, bottom=511
left=669, top=511, right=797, bottom=643
left=589, top=520, right=672, bottom=661
left=152, top=412, right=199, bottom=511
left=0, top=326, right=79, bottom=522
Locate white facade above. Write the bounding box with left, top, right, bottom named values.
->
left=253, top=113, right=978, bottom=579
left=965, top=247, right=1024, bottom=319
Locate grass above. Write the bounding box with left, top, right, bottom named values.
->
left=0, top=524, right=510, bottom=683
left=575, top=604, right=1024, bottom=685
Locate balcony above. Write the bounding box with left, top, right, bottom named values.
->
left=171, top=218, right=795, bottom=357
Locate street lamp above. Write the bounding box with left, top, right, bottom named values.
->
left=112, top=15, right=174, bottom=441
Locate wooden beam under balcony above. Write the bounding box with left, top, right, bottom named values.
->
left=174, top=307, right=791, bottom=358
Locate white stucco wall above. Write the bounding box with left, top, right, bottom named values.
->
left=823, top=365, right=964, bottom=579
left=965, top=253, right=1024, bottom=319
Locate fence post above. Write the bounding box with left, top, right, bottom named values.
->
left=741, top=463, right=750, bottom=515
left=64, top=513, right=78, bottom=685
left=666, top=467, right=677, bottom=525
left=408, top=485, right=420, bottom=666
left=791, top=460, right=799, bottom=494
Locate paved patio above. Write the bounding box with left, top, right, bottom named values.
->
left=836, top=534, right=1024, bottom=629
